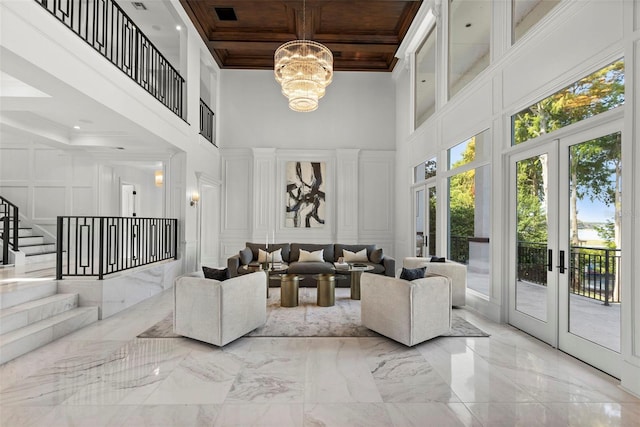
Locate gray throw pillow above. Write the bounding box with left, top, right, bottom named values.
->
left=369, top=248, right=384, bottom=264
left=239, top=247, right=253, bottom=265
left=399, top=266, right=426, bottom=280
left=202, top=266, right=229, bottom=281
left=430, top=256, right=446, bottom=263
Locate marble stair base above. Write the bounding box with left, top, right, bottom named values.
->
left=0, top=281, right=57, bottom=309
left=0, top=293, right=78, bottom=335
left=0, top=307, right=98, bottom=364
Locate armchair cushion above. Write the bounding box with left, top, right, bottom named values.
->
left=202, top=266, right=229, bottom=281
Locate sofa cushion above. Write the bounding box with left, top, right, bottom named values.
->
left=290, top=243, right=333, bottom=262
left=288, top=261, right=335, bottom=275
left=399, top=266, right=426, bottom=281
left=246, top=242, right=291, bottom=262
left=202, top=266, right=229, bottom=281
left=343, top=248, right=368, bottom=262
left=334, top=244, right=376, bottom=262
left=370, top=248, right=384, bottom=264
left=298, top=249, right=324, bottom=262
left=239, top=247, right=253, bottom=265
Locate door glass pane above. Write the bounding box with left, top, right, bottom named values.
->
left=567, top=132, right=621, bottom=352
left=516, top=154, right=549, bottom=321
left=428, top=186, right=437, bottom=256
left=415, top=188, right=425, bottom=256
left=448, top=164, right=491, bottom=296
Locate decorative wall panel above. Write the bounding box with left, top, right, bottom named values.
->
left=0, top=149, right=29, bottom=181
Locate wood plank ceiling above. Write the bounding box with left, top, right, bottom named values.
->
left=179, top=0, right=423, bottom=72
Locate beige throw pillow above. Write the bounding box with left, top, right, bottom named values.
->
left=298, top=249, right=324, bottom=262
left=343, top=248, right=368, bottom=262
left=258, top=248, right=283, bottom=263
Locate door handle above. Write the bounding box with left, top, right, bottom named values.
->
left=556, top=250, right=566, bottom=274
left=548, top=249, right=553, bottom=271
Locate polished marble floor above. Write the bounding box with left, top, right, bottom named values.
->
left=1, top=287, right=639, bottom=426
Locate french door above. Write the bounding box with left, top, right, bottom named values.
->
left=413, top=183, right=437, bottom=257
left=508, top=120, right=622, bottom=377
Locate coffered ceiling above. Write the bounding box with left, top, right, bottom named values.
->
left=179, top=0, right=423, bottom=72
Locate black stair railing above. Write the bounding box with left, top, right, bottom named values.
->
left=57, top=216, right=178, bottom=280
left=200, top=98, right=216, bottom=146
left=0, top=196, right=20, bottom=265
left=35, top=0, right=184, bottom=118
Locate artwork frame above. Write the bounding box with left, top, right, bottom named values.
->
left=285, top=161, right=326, bottom=228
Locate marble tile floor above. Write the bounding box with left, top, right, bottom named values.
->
left=1, top=289, right=639, bottom=426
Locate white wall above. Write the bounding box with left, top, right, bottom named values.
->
left=219, top=70, right=396, bottom=150
left=395, top=0, right=639, bottom=396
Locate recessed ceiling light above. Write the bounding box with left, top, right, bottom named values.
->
left=73, top=125, right=80, bottom=130
left=176, top=25, right=181, bottom=31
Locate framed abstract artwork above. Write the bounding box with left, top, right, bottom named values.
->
left=285, top=161, right=326, bottom=228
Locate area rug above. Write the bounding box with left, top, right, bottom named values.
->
left=138, top=287, right=489, bottom=338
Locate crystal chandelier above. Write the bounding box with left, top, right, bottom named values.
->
left=274, top=0, right=333, bottom=112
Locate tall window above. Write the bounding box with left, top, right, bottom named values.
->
left=449, top=0, right=490, bottom=98
left=512, top=59, right=624, bottom=145
left=512, top=0, right=560, bottom=43
left=447, top=129, right=491, bottom=296
left=415, top=27, right=437, bottom=128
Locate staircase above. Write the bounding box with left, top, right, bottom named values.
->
left=0, top=279, right=98, bottom=364
left=6, top=224, right=58, bottom=264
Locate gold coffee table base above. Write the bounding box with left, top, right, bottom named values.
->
left=280, top=274, right=300, bottom=307
left=315, top=274, right=336, bottom=307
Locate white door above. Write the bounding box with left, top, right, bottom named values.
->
left=508, top=120, right=623, bottom=377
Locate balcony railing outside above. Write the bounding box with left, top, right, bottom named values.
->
left=0, top=196, right=20, bottom=265
left=200, top=98, right=215, bottom=146
left=57, top=216, right=178, bottom=280
left=35, top=0, right=184, bottom=118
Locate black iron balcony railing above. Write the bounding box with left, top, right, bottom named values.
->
left=0, top=196, right=20, bottom=265
left=515, top=241, right=621, bottom=304
left=35, top=0, right=184, bottom=118
left=200, top=98, right=215, bottom=146
left=56, top=216, right=178, bottom=280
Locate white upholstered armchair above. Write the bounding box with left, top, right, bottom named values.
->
left=403, top=257, right=467, bottom=306
left=174, top=271, right=266, bottom=346
left=360, top=272, right=451, bottom=347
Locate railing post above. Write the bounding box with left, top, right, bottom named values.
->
left=2, top=215, right=8, bottom=266
left=173, top=219, right=178, bottom=260
left=98, top=217, right=105, bottom=280
left=56, top=216, right=63, bottom=280
left=12, top=205, right=18, bottom=251
left=604, top=248, right=610, bottom=306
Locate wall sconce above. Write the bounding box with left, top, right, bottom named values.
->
left=190, top=192, right=200, bottom=207
left=154, top=170, right=163, bottom=187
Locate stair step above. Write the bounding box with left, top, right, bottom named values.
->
left=24, top=251, right=58, bottom=264
left=20, top=243, right=56, bottom=255
left=0, top=227, right=32, bottom=237
left=0, top=280, right=57, bottom=309
left=18, top=236, right=45, bottom=246
left=0, top=306, right=98, bottom=364
left=0, top=293, right=78, bottom=335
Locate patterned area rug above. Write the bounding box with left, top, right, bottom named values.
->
left=138, top=287, right=489, bottom=338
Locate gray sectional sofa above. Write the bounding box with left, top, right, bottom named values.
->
left=228, top=242, right=395, bottom=287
